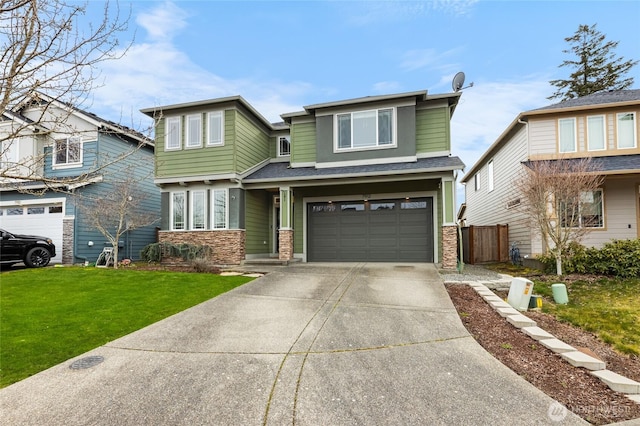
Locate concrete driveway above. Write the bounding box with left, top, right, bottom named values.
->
left=0, top=263, right=586, bottom=425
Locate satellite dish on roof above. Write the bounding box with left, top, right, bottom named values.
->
left=452, top=72, right=473, bottom=92
left=452, top=72, right=465, bottom=92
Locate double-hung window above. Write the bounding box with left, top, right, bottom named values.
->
left=212, top=189, right=227, bottom=229
left=190, top=190, right=206, bottom=230
left=207, top=111, right=224, bottom=146
left=617, top=112, right=637, bottom=149
left=186, top=114, right=202, bottom=148
left=165, top=117, right=181, bottom=151
left=278, top=135, right=291, bottom=156
left=54, top=136, right=82, bottom=167
left=336, top=108, right=394, bottom=150
left=171, top=191, right=186, bottom=230
left=558, top=118, right=576, bottom=153
left=587, top=115, right=606, bottom=151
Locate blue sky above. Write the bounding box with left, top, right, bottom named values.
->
left=85, top=0, right=640, bottom=200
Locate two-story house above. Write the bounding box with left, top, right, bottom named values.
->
left=141, top=89, right=464, bottom=267
left=461, top=89, right=640, bottom=258
left=0, top=92, right=160, bottom=265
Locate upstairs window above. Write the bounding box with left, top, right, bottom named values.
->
left=587, top=115, right=606, bottom=151
left=474, top=173, right=481, bottom=191
left=186, top=114, right=202, bottom=148
left=558, top=118, right=576, bottom=153
left=54, top=136, right=82, bottom=166
left=165, top=117, right=181, bottom=151
left=278, top=135, right=291, bottom=157
left=336, top=108, right=394, bottom=150
left=1, top=139, right=18, bottom=168
left=488, top=160, right=494, bottom=192
left=207, top=111, right=224, bottom=146
left=618, top=112, right=637, bottom=149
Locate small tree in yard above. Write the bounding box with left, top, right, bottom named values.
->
left=78, top=175, right=158, bottom=269
left=515, top=158, right=604, bottom=276
left=548, top=23, right=638, bottom=101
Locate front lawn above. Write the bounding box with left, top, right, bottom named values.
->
left=0, top=267, right=253, bottom=388
left=485, top=263, right=640, bottom=356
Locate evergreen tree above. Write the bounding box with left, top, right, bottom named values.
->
left=548, top=24, right=638, bottom=101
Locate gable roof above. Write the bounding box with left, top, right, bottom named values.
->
left=10, top=91, right=153, bottom=147
left=461, top=89, right=640, bottom=183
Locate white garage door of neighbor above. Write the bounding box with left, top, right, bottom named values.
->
left=0, top=203, right=64, bottom=263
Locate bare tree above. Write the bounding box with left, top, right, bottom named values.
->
left=77, top=174, right=158, bottom=269
left=515, top=158, right=604, bottom=275
left=0, top=0, right=135, bottom=187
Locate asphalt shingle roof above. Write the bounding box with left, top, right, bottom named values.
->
left=525, top=154, right=640, bottom=173
left=532, top=89, right=640, bottom=111
left=244, top=156, right=465, bottom=182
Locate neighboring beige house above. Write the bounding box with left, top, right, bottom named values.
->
left=461, top=90, right=640, bottom=258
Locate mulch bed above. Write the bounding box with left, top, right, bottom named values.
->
left=446, top=283, right=640, bottom=425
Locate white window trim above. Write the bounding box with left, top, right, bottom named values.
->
left=170, top=191, right=186, bottom=230
left=558, top=118, right=577, bottom=153
left=278, top=135, right=291, bottom=157
left=617, top=112, right=637, bottom=149
left=52, top=136, right=83, bottom=169
left=185, top=114, right=202, bottom=149
left=190, top=190, right=207, bottom=230
left=207, top=111, right=225, bottom=146
left=587, top=115, right=607, bottom=151
left=334, top=107, right=397, bottom=152
left=165, top=117, right=182, bottom=151
left=211, top=188, right=229, bottom=230
left=488, top=160, right=494, bottom=192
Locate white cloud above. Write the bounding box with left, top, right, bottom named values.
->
left=135, top=1, right=188, bottom=43
left=342, top=0, right=478, bottom=26
left=400, top=47, right=463, bottom=73
left=451, top=77, right=551, bottom=206
left=372, top=81, right=402, bottom=93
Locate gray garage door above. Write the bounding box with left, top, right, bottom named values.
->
left=308, top=198, right=433, bottom=262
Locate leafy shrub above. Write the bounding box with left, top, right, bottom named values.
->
left=537, top=239, right=640, bottom=277
left=140, top=242, right=212, bottom=263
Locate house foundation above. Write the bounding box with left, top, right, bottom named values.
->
left=441, top=225, right=458, bottom=269
left=158, top=230, right=246, bottom=265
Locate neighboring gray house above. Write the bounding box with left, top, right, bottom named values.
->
left=141, top=89, right=465, bottom=267
left=0, top=93, right=160, bottom=264
left=461, top=90, right=640, bottom=258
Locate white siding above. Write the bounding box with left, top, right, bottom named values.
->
left=464, top=126, right=534, bottom=256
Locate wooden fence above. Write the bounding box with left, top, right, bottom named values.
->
left=461, top=224, right=509, bottom=264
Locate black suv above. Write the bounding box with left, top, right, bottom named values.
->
left=0, top=229, right=56, bottom=268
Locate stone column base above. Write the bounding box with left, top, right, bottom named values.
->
left=441, top=225, right=458, bottom=269
left=278, top=229, right=294, bottom=261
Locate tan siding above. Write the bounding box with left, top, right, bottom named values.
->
left=581, top=177, right=639, bottom=248
left=291, top=121, right=316, bottom=163
left=245, top=190, right=270, bottom=254
left=528, top=118, right=556, bottom=158
left=464, top=126, right=533, bottom=255
left=416, top=107, right=449, bottom=153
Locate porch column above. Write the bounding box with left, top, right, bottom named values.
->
left=279, top=187, right=294, bottom=261
left=441, top=178, right=457, bottom=269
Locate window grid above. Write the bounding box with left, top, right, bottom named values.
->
left=165, top=117, right=181, bottom=151
left=186, top=114, right=202, bottom=148
left=207, top=111, right=224, bottom=146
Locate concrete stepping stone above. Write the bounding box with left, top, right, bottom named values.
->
left=539, top=338, right=576, bottom=354
left=488, top=300, right=512, bottom=309
left=561, top=351, right=606, bottom=370
left=506, top=314, right=537, bottom=328
left=496, top=307, right=521, bottom=318
left=591, top=370, right=640, bottom=394
left=627, top=394, right=640, bottom=404
left=521, top=326, right=555, bottom=341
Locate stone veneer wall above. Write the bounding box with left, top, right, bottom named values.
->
left=62, top=218, right=74, bottom=264
left=441, top=225, right=458, bottom=269
left=278, top=229, right=294, bottom=261
left=158, top=230, right=246, bottom=265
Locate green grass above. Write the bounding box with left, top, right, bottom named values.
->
left=485, top=263, right=640, bottom=356
left=0, top=267, right=253, bottom=388
left=533, top=276, right=640, bottom=356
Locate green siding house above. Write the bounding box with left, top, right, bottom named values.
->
left=141, top=90, right=464, bottom=267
